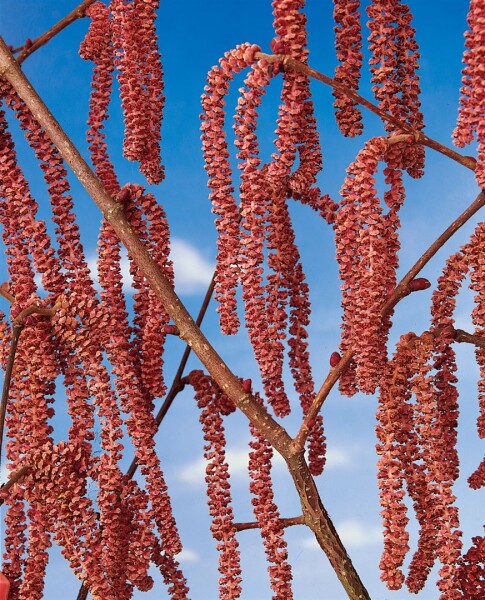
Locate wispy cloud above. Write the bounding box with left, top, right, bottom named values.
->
left=324, top=447, right=353, bottom=469
left=86, top=237, right=214, bottom=296
left=170, top=238, right=214, bottom=295
left=176, top=548, right=200, bottom=563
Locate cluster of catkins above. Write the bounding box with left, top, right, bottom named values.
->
left=0, top=0, right=484, bottom=599
left=0, top=1, right=190, bottom=598
left=201, top=0, right=484, bottom=598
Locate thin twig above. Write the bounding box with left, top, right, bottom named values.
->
left=13, top=304, right=57, bottom=326
left=0, top=39, right=371, bottom=599
left=76, top=584, right=89, bottom=600
left=382, top=191, right=485, bottom=315
left=235, top=515, right=305, bottom=532
left=454, top=328, right=485, bottom=349
left=125, top=273, right=215, bottom=480
left=256, top=52, right=477, bottom=172
left=16, top=0, right=97, bottom=64
left=0, top=302, right=58, bottom=466
left=293, top=191, right=485, bottom=452
left=0, top=324, right=23, bottom=468
left=0, top=464, right=32, bottom=504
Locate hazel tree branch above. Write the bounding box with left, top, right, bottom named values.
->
left=15, top=0, right=97, bottom=64
left=0, top=302, right=58, bottom=467
left=125, top=273, right=215, bottom=481
left=293, top=190, right=485, bottom=452
left=454, top=328, right=485, bottom=349
left=0, top=324, right=23, bottom=468
left=382, top=191, right=485, bottom=314
left=256, top=52, right=477, bottom=172
left=235, top=515, right=305, bottom=532
left=0, top=38, right=370, bottom=600
left=0, top=464, right=32, bottom=504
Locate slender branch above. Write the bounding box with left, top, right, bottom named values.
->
left=454, top=328, right=485, bottom=349
left=15, top=0, right=97, bottom=64
left=76, top=585, right=88, bottom=600
left=125, top=273, right=215, bottom=480
left=0, top=324, right=23, bottom=468
left=381, top=191, right=485, bottom=315
left=256, top=52, right=477, bottom=172
left=13, top=304, right=57, bottom=326
left=235, top=515, right=305, bottom=532
left=0, top=38, right=370, bottom=599
left=293, top=191, right=485, bottom=452
left=0, top=464, right=32, bottom=504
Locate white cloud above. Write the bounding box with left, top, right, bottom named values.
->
left=170, top=238, right=214, bottom=295
left=177, top=456, right=221, bottom=486
left=337, top=519, right=382, bottom=547
left=303, top=519, right=381, bottom=550
left=86, top=237, right=214, bottom=296
left=176, top=548, right=199, bottom=563
left=323, top=447, right=353, bottom=469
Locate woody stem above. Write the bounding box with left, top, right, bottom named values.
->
left=16, top=0, right=97, bottom=63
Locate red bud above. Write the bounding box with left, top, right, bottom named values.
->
left=25, top=38, right=33, bottom=49
left=408, top=278, right=431, bottom=292
left=242, top=379, right=252, bottom=393
left=329, top=352, right=341, bottom=367
left=307, top=418, right=316, bottom=428
left=270, top=37, right=286, bottom=54
left=163, top=324, right=179, bottom=336
left=117, top=188, right=131, bottom=203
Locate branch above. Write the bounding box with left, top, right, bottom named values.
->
left=454, top=328, right=485, bottom=349
left=15, top=0, right=97, bottom=64
left=0, top=464, right=32, bottom=504
left=381, top=191, right=485, bottom=315
left=0, top=302, right=58, bottom=467
left=125, top=273, right=215, bottom=480
left=0, top=282, right=15, bottom=303
left=293, top=190, right=485, bottom=452
left=13, top=304, right=58, bottom=326
left=0, top=37, right=371, bottom=599
left=235, top=515, right=305, bottom=532
left=76, top=585, right=88, bottom=600
left=256, top=52, right=477, bottom=172
left=0, top=324, right=23, bottom=468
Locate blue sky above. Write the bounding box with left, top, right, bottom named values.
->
left=0, top=1, right=483, bottom=599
